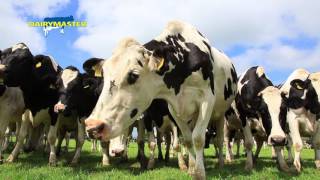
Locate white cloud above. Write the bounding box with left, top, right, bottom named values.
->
left=74, top=0, right=320, bottom=78
left=0, top=0, right=70, bottom=54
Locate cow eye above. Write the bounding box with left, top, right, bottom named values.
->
left=127, top=71, right=139, bottom=85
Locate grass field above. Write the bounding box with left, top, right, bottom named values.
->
left=0, top=140, right=319, bottom=180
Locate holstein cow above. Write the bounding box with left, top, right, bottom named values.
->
left=236, top=66, right=289, bottom=171
left=0, top=43, right=77, bottom=165
left=142, top=99, right=186, bottom=169
left=280, top=69, right=320, bottom=172
left=54, top=60, right=133, bottom=165
left=84, top=21, right=237, bottom=179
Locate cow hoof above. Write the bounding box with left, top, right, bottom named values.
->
left=147, top=160, right=155, bottom=169
left=315, top=160, right=320, bottom=169
left=49, top=155, right=57, bottom=166
left=6, top=155, right=15, bottom=163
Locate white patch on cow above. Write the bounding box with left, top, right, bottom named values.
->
left=259, top=86, right=286, bottom=144
left=155, top=20, right=210, bottom=55
left=11, top=43, right=27, bottom=52
left=48, top=56, right=59, bottom=72
left=256, top=66, right=265, bottom=78
left=61, top=69, right=78, bottom=88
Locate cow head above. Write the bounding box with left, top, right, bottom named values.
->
left=0, top=43, right=33, bottom=86
left=54, top=58, right=104, bottom=115
left=257, top=86, right=287, bottom=146
left=85, top=38, right=169, bottom=140
left=55, top=66, right=81, bottom=114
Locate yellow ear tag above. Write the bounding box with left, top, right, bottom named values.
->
left=83, top=85, right=90, bottom=89
left=35, top=62, right=42, bottom=68
left=295, top=83, right=303, bottom=90
left=157, top=58, right=165, bottom=71
left=92, top=65, right=102, bottom=77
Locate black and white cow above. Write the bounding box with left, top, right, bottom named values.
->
left=0, top=43, right=78, bottom=165
left=280, top=69, right=320, bottom=172
left=236, top=66, right=289, bottom=171
left=84, top=21, right=237, bottom=179
left=141, top=99, right=186, bottom=170
left=0, top=81, right=24, bottom=162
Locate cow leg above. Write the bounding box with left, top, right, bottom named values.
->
left=288, top=116, right=303, bottom=172
left=235, top=136, right=241, bottom=158
left=91, top=139, right=97, bottom=152
left=2, top=128, right=10, bottom=152
left=64, top=132, right=70, bottom=153
left=56, top=130, right=65, bottom=156
left=100, top=141, right=110, bottom=166
left=215, top=117, right=225, bottom=169
left=271, top=146, right=277, bottom=159
left=0, top=121, right=9, bottom=163
left=48, top=121, right=59, bottom=166
left=157, top=130, right=163, bottom=161
left=164, top=132, right=171, bottom=163
left=171, top=124, right=187, bottom=171
left=225, top=128, right=233, bottom=163
left=147, top=131, right=156, bottom=169
left=137, top=119, right=147, bottom=169
left=313, top=121, right=320, bottom=169
left=274, top=146, right=290, bottom=172
left=242, top=122, right=254, bottom=171
left=254, top=136, right=264, bottom=163
left=286, top=135, right=294, bottom=163
left=71, top=120, right=85, bottom=165
left=7, top=110, right=31, bottom=162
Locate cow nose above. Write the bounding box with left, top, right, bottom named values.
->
left=85, top=119, right=106, bottom=139
left=54, top=103, right=66, bottom=113
left=270, top=136, right=287, bottom=146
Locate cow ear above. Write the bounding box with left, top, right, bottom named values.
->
left=83, top=58, right=104, bottom=77
left=148, top=45, right=174, bottom=72
left=290, top=79, right=308, bottom=90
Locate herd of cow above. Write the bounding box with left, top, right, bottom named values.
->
left=0, top=20, right=319, bottom=179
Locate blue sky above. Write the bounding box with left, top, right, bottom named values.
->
left=1, top=0, right=319, bottom=85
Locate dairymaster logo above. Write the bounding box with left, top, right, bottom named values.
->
left=28, top=16, right=87, bottom=37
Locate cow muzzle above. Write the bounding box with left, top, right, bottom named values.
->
left=85, top=119, right=107, bottom=140
left=54, top=103, right=66, bottom=113
left=270, top=135, right=287, bottom=146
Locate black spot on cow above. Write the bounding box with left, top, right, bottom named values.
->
left=225, top=106, right=236, bottom=118
left=143, top=99, right=176, bottom=132
left=130, top=108, right=138, bottom=118
left=305, top=83, right=320, bottom=114
left=279, top=98, right=289, bottom=133
left=258, top=99, right=272, bottom=136
left=144, top=33, right=215, bottom=95
left=224, top=78, right=233, bottom=100
left=230, top=64, right=238, bottom=84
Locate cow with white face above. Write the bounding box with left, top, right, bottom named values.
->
left=85, top=21, right=237, bottom=179
left=281, top=69, right=320, bottom=172
left=236, top=66, right=288, bottom=172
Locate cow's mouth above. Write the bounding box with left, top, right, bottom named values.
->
left=87, top=123, right=105, bottom=140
